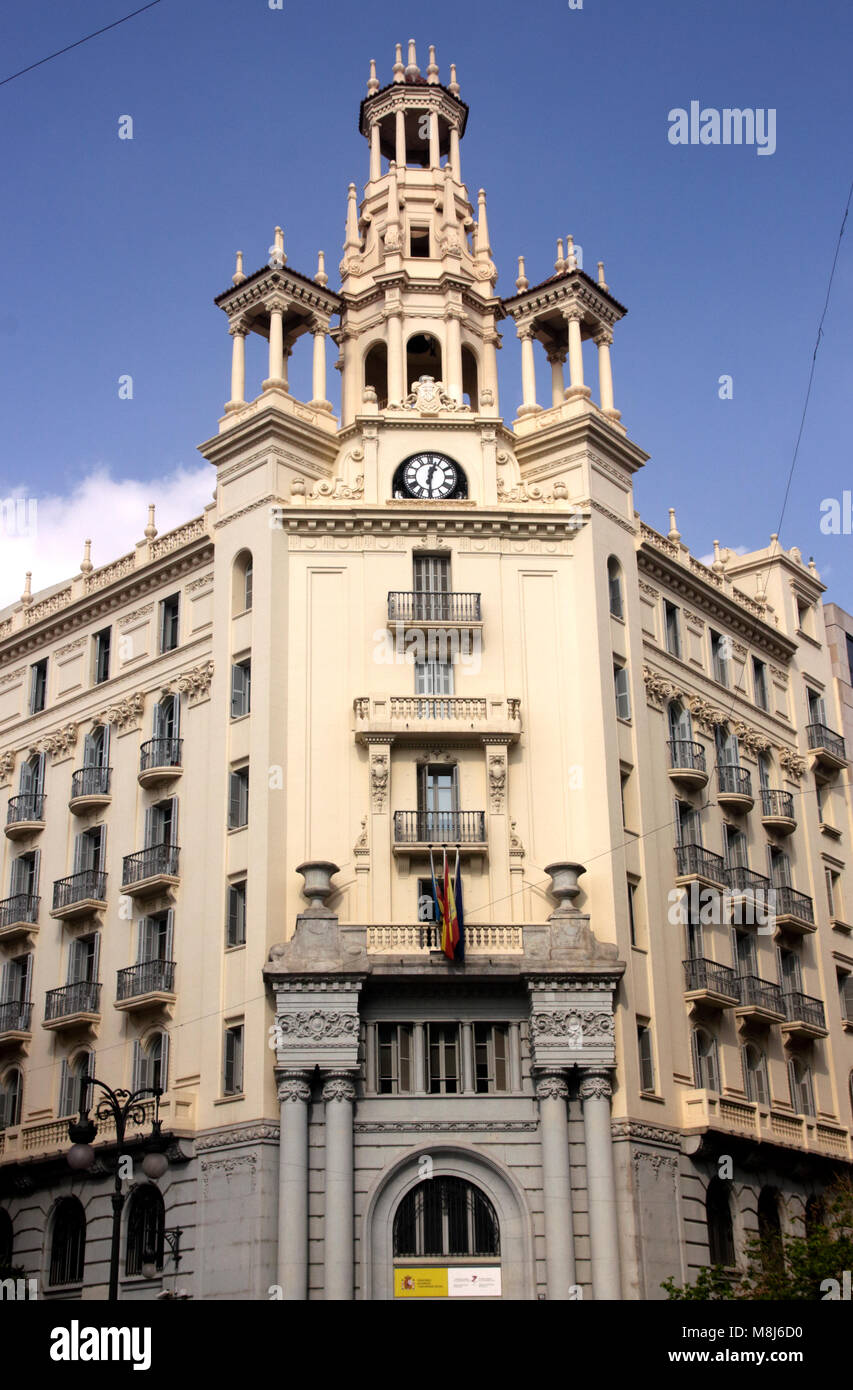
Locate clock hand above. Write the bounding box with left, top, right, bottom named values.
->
left=430, top=464, right=442, bottom=494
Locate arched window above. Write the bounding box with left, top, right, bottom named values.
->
left=83, top=724, right=109, bottom=768
left=668, top=699, right=693, bottom=744
left=758, top=751, right=773, bottom=792
left=0, top=1068, right=23, bottom=1130
left=133, top=1032, right=169, bottom=1093
left=393, top=1177, right=500, bottom=1259
left=706, top=1178, right=735, bottom=1266
left=232, top=551, right=253, bottom=616
left=49, top=1197, right=86, bottom=1286
left=0, top=1208, right=12, bottom=1272
left=461, top=346, right=479, bottom=411
left=741, top=1043, right=769, bottom=1106
left=715, top=723, right=740, bottom=767
left=607, top=556, right=623, bottom=618
left=405, top=333, right=442, bottom=395
left=757, top=1187, right=783, bottom=1272
left=364, top=342, right=388, bottom=408
left=152, top=694, right=180, bottom=746
left=691, top=1028, right=720, bottom=1091
left=59, top=1051, right=93, bottom=1117
left=19, top=752, right=44, bottom=802
left=125, top=1185, right=165, bottom=1276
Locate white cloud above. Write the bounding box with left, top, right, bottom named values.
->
left=0, top=465, right=213, bottom=611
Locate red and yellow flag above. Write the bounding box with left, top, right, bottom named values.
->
left=441, top=849, right=461, bottom=960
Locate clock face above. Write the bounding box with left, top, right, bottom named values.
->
left=401, top=453, right=459, bottom=499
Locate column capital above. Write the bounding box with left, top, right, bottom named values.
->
left=310, top=315, right=330, bottom=336
left=228, top=316, right=251, bottom=337
left=578, top=1068, right=613, bottom=1102
left=594, top=327, right=614, bottom=348
left=277, top=1069, right=313, bottom=1103
left=516, top=324, right=535, bottom=342
left=321, top=1070, right=358, bottom=1103
left=546, top=348, right=568, bottom=365
left=562, top=306, right=583, bottom=324
left=534, top=1070, right=569, bottom=1102
left=266, top=295, right=290, bottom=317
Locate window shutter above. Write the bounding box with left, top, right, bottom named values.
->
left=144, top=806, right=155, bottom=849
left=842, top=975, right=853, bottom=1020
left=788, top=1058, right=799, bottom=1111
left=229, top=772, right=240, bottom=828
left=169, top=798, right=179, bottom=846
left=172, top=694, right=181, bottom=740
left=159, top=1032, right=170, bottom=1092
left=102, top=724, right=111, bottom=767
left=0, top=961, right=9, bottom=1005
left=83, top=731, right=96, bottom=766
left=227, top=886, right=239, bottom=945
left=132, top=1039, right=145, bottom=1093
left=755, top=1055, right=768, bottom=1107
left=32, top=849, right=41, bottom=896
left=707, top=1038, right=720, bottom=1093
left=91, top=933, right=101, bottom=983
left=152, top=700, right=164, bottom=738
left=164, top=909, right=174, bottom=960
left=22, top=953, right=32, bottom=1003
left=741, top=1046, right=753, bottom=1101
left=224, top=1032, right=234, bottom=1093
left=10, top=856, right=24, bottom=897
left=690, top=1029, right=701, bottom=1088
left=72, top=833, right=85, bottom=874
left=58, top=1059, right=71, bottom=1117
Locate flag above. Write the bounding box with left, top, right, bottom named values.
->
left=441, top=848, right=461, bottom=961
left=453, top=848, right=465, bottom=962
left=429, top=847, right=444, bottom=939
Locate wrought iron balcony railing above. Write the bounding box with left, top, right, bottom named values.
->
left=393, top=810, right=487, bottom=845
left=44, top=981, right=101, bottom=1021
left=6, top=793, right=45, bottom=825
left=122, top=843, right=180, bottom=885
left=668, top=740, right=706, bottom=772
left=116, top=959, right=176, bottom=1001
left=717, top=764, right=753, bottom=797
left=773, top=885, right=815, bottom=924
left=725, top=865, right=771, bottom=895
left=735, top=975, right=785, bottom=1014
left=387, top=591, right=482, bottom=624
left=782, top=990, right=826, bottom=1031
left=675, top=843, right=727, bottom=883
left=760, top=788, right=795, bottom=820
left=52, top=869, right=107, bottom=911
left=0, top=893, right=39, bottom=928
left=70, top=765, right=112, bottom=799
left=806, top=722, right=846, bottom=761
left=683, top=957, right=738, bottom=995
left=0, top=1000, right=33, bottom=1032
left=139, top=737, right=183, bottom=772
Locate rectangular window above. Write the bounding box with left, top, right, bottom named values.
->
left=807, top=687, right=826, bottom=725
left=74, top=825, right=105, bottom=873
left=410, top=227, right=430, bottom=258
left=159, top=594, right=180, bottom=653
left=825, top=867, right=842, bottom=919
left=474, top=1023, right=509, bottom=1094
left=228, top=768, right=249, bottom=829
left=10, top=851, right=39, bottom=897
left=710, top=631, right=729, bottom=687
left=732, top=929, right=757, bottom=978
left=231, top=659, right=251, bottom=718
left=414, top=661, right=454, bottom=695
left=752, top=658, right=768, bottom=710
left=613, top=663, right=631, bottom=720
left=676, top=798, right=701, bottom=846
left=138, top=911, right=172, bottom=962
left=815, top=778, right=826, bottom=824
left=29, top=658, right=47, bottom=714
left=627, top=878, right=638, bottom=946
left=93, top=628, right=111, bottom=685
left=426, top=1023, right=459, bottom=1094
left=777, top=946, right=802, bottom=994
left=68, top=933, right=99, bottom=984
left=227, top=880, right=247, bottom=947
left=839, top=972, right=853, bottom=1022
left=637, top=1023, right=655, bottom=1093
left=417, top=877, right=438, bottom=922
left=724, top=825, right=748, bottom=869
left=377, top=1024, right=413, bottom=1094
left=223, top=1024, right=244, bottom=1095
left=664, top=601, right=681, bottom=658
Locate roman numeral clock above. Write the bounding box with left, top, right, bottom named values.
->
left=393, top=453, right=468, bottom=500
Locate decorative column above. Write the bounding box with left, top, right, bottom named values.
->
left=322, top=1070, right=357, bottom=1300
left=482, top=330, right=500, bottom=411
left=395, top=109, right=406, bottom=167
left=310, top=319, right=332, bottom=411
left=548, top=350, right=567, bottom=407
left=367, top=736, right=393, bottom=918
left=517, top=328, right=540, bottom=416
left=579, top=1068, right=622, bottom=1299
left=428, top=110, right=440, bottom=168
left=595, top=328, right=619, bottom=418
left=449, top=126, right=461, bottom=180
left=564, top=309, right=589, bottom=398
left=444, top=307, right=463, bottom=403
left=369, top=121, right=381, bottom=181
left=263, top=298, right=288, bottom=391
left=276, top=1069, right=312, bottom=1300
left=535, top=1072, right=576, bottom=1298
left=226, top=318, right=249, bottom=412
left=386, top=308, right=405, bottom=404
left=484, top=736, right=511, bottom=925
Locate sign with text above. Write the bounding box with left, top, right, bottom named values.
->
left=393, top=1267, right=501, bottom=1298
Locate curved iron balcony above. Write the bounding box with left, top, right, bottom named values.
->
left=0, top=1000, right=33, bottom=1032
left=70, top=765, right=112, bottom=799
left=44, top=980, right=101, bottom=1021
left=116, top=959, right=176, bottom=1001
left=388, top=592, right=482, bottom=624
left=394, top=810, right=486, bottom=845
left=717, top=765, right=752, bottom=797
left=52, top=869, right=107, bottom=911
left=760, top=788, right=795, bottom=821
left=782, top=990, right=826, bottom=1031
left=0, top=893, right=39, bottom=929
left=668, top=740, right=706, bottom=771
left=122, top=843, right=180, bottom=886
left=6, top=793, right=45, bottom=825
left=806, top=722, right=846, bottom=762
left=774, top=885, right=815, bottom=925
left=139, top=737, right=183, bottom=772
left=675, top=843, right=726, bottom=884
left=735, top=974, right=784, bottom=1014
left=683, top=957, right=738, bottom=996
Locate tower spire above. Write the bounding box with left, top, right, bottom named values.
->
left=343, top=184, right=360, bottom=254
left=367, top=58, right=379, bottom=95
left=475, top=189, right=492, bottom=262
left=392, top=42, right=405, bottom=83
left=405, top=38, right=420, bottom=80
left=427, top=45, right=439, bottom=83
left=448, top=63, right=460, bottom=97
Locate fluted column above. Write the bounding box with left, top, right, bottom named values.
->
left=564, top=310, right=587, bottom=396
left=277, top=1070, right=312, bottom=1300
left=535, top=1071, right=575, bottom=1298
left=263, top=299, right=287, bottom=391
left=322, top=1070, right=357, bottom=1300
left=386, top=309, right=405, bottom=404
left=444, top=308, right=463, bottom=403
left=226, top=319, right=249, bottom=412
left=580, top=1068, right=621, bottom=1299
left=517, top=328, right=540, bottom=416
left=395, top=109, right=406, bottom=167
left=548, top=350, right=567, bottom=407
left=369, top=121, right=381, bottom=181
left=595, top=328, right=618, bottom=417
left=310, top=319, right=331, bottom=411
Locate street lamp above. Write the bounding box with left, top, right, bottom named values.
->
left=66, top=1073, right=165, bottom=1301
left=142, top=1225, right=182, bottom=1281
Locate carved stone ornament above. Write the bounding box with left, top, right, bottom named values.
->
left=535, top=1074, right=569, bottom=1102
left=0, top=750, right=15, bottom=784
left=311, top=475, right=364, bottom=501
left=277, top=1073, right=312, bottom=1104
left=177, top=660, right=214, bottom=704
left=41, top=723, right=78, bottom=758
left=488, top=753, right=506, bottom=812
left=276, top=1010, right=359, bottom=1041
left=578, top=1072, right=613, bottom=1101
left=778, top=746, right=807, bottom=779
left=353, top=815, right=369, bottom=857
left=641, top=666, right=680, bottom=708
left=638, top=581, right=659, bottom=600
left=530, top=1009, right=614, bottom=1046
left=509, top=819, right=525, bottom=858
left=370, top=751, right=389, bottom=810
left=401, top=375, right=469, bottom=415
left=321, top=1073, right=357, bottom=1104
left=102, top=691, right=145, bottom=728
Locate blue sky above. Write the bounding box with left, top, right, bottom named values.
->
left=1, top=0, right=851, bottom=606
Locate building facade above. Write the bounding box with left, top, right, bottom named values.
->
left=0, top=42, right=851, bottom=1301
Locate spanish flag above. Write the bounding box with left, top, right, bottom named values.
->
left=441, top=848, right=461, bottom=961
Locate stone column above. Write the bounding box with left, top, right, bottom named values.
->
left=386, top=309, right=405, bottom=404
left=322, top=1070, right=357, bottom=1301
left=263, top=299, right=287, bottom=391
left=518, top=328, right=540, bottom=416
left=535, top=1071, right=575, bottom=1298
left=395, top=109, right=406, bottom=167
left=369, top=122, right=381, bottom=181
left=595, top=328, right=618, bottom=417
left=482, top=331, right=500, bottom=411
left=450, top=126, right=461, bottom=181
left=564, top=310, right=589, bottom=398
left=367, top=737, right=393, bottom=918
left=548, top=350, right=567, bottom=407
left=310, top=320, right=331, bottom=411
left=429, top=111, right=440, bottom=168
left=277, top=1069, right=312, bottom=1300
left=580, top=1068, right=621, bottom=1299
left=444, top=308, right=463, bottom=403
left=226, top=319, right=249, bottom=412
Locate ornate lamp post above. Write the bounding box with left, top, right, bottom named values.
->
left=66, top=1073, right=165, bottom=1301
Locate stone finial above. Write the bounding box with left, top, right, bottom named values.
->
left=314, top=250, right=328, bottom=286
left=808, top=556, right=818, bottom=577
left=427, top=44, right=439, bottom=83
left=392, top=42, right=405, bottom=82
left=272, top=225, right=286, bottom=266
left=144, top=503, right=157, bottom=541
left=448, top=62, right=460, bottom=96
left=597, top=260, right=609, bottom=291
left=668, top=507, right=681, bottom=543
left=565, top=235, right=577, bottom=270
left=516, top=255, right=529, bottom=291
left=554, top=238, right=566, bottom=273
left=544, top=862, right=586, bottom=918
left=232, top=250, right=246, bottom=286
left=367, top=57, right=379, bottom=94
left=405, top=38, right=420, bottom=79
left=80, top=538, right=93, bottom=575
left=344, top=183, right=360, bottom=252
left=712, top=539, right=726, bottom=574
left=21, top=571, right=32, bottom=607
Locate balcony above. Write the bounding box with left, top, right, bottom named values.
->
left=675, top=842, right=727, bottom=887
left=716, top=764, right=754, bottom=813
left=772, top=885, right=816, bottom=936
left=725, top=866, right=772, bottom=923
left=69, top=765, right=112, bottom=814
left=138, top=737, right=183, bottom=789
left=365, top=924, right=523, bottom=955
left=393, top=810, right=487, bottom=856
left=387, top=591, right=482, bottom=632
left=667, top=739, right=709, bottom=791
left=683, top=957, right=739, bottom=1009
left=50, top=870, right=107, bottom=921
left=115, top=959, right=177, bottom=1012
left=680, top=1090, right=851, bottom=1160
left=121, top=843, right=180, bottom=898
left=780, top=990, right=828, bottom=1041
left=0, top=1000, right=33, bottom=1045
left=734, top=974, right=785, bottom=1025
left=760, top=788, right=796, bottom=836
left=354, top=695, right=521, bottom=744
left=43, top=981, right=101, bottom=1031
left=4, top=793, right=45, bottom=841
left=806, top=722, right=846, bottom=773
left=0, top=893, right=39, bottom=943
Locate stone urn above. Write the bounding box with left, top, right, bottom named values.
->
left=544, top=861, right=586, bottom=917
left=296, top=860, right=340, bottom=914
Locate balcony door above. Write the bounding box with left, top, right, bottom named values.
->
left=10, top=851, right=39, bottom=898
left=413, top=555, right=450, bottom=622
left=68, top=934, right=99, bottom=985
left=731, top=928, right=757, bottom=978
left=807, top=689, right=826, bottom=726
left=145, top=799, right=177, bottom=848
left=418, top=764, right=459, bottom=839
left=724, top=825, right=748, bottom=869
left=73, top=826, right=105, bottom=874
left=153, top=694, right=180, bottom=741
left=138, top=911, right=173, bottom=964
left=675, top=799, right=701, bottom=846
left=768, top=846, right=791, bottom=889
left=777, top=947, right=801, bottom=996
left=19, top=753, right=44, bottom=797
left=83, top=725, right=110, bottom=768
